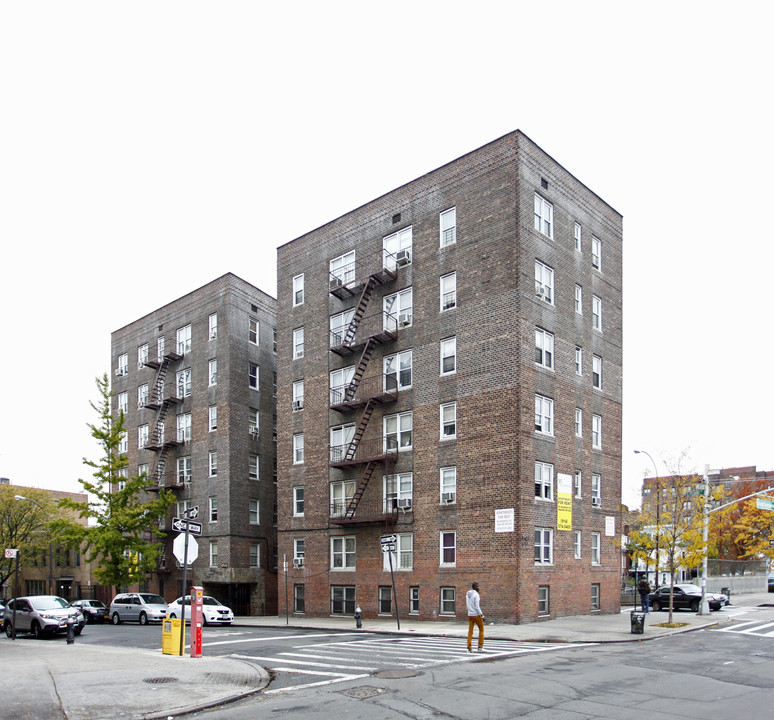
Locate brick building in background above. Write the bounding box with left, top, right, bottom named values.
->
left=111, top=273, right=278, bottom=615
left=276, top=131, right=623, bottom=622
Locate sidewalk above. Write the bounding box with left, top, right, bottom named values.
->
left=2, top=592, right=769, bottom=720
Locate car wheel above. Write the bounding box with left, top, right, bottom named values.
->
left=139, top=612, right=148, bottom=626
left=651, top=601, right=662, bottom=612
left=690, top=599, right=699, bottom=612
left=4, top=621, right=13, bottom=638
left=31, top=621, right=43, bottom=639
left=111, top=613, right=121, bottom=625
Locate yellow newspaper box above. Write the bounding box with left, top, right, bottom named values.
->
left=162, top=617, right=182, bottom=655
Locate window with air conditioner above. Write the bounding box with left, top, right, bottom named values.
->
left=534, top=260, right=554, bottom=304
left=440, top=467, right=457, bottom=503
left=383, top=288, right=412, bottom=331
left=138, top=343, right=148, bottom=369
left=592, top=473, right=601, bottom=507
left=116, top=353, right=128, bottom=377
left=383, top=226, right=412, bottom=270
left=249, top=408, right=259, bottom=437
left=440, top=272, right=457, bottom=311
left=292, top=380, right=305, bottom=410
left=330, top=250, right=356, bottom=288
left=384, top=472, right=413, bottom=512
left=138, top=384, right=149, bottom=408
left=294, top=538, right=305, bottom=565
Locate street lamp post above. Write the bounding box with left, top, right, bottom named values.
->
left=634, top=450, right=660, bottom=585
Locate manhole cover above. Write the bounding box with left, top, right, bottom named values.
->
left=373, top=669, right=424, bottom=679
left=144, top=677, right=179, bottom=684
left=340, top=685, right=389, bottom=699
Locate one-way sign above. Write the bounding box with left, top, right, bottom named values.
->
left=172, top=517, right=202, bottom=536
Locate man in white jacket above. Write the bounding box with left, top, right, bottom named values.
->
left=466, top=582, right=485, bottom=653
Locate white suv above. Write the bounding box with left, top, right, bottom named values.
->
left=109, top=593, right=168, bottom=625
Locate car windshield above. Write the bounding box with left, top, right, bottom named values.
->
left=139, top=594, right=166, bottom=605
left=32, top=597, right=71, bottom=610
left=203, top=597, right=224, bottom=606
left=678, top=585, right=702, bottom=594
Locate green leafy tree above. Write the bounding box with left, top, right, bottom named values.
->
left=53, top=374, right=175, bottom=591
left=0, top=486, right=57, bottom=592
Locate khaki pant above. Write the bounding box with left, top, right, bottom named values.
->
left=467, top=615, right=484, bottom=650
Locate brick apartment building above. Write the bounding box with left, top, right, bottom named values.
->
left=111, top=273, right=278, bottom=615
left=275, top=130, right=623, bottom=623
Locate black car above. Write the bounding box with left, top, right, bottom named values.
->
left=71, top=599, right=109, bottom=623
left=649, top=584, right=727, bottom=612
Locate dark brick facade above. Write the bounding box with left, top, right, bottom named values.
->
left=276, top=131, right=623, bottom=623
left=111, top=273, right=278, bottom=615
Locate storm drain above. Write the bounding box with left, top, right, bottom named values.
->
left=340, top=685, right=390, bottom=699
left=144, top=677, right=179, bottom=684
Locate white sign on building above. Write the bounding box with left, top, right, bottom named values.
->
left=494, top=508, right=514, bottom=533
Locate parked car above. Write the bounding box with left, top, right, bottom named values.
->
left=109, top=593, right=168, bottom=625
left=3, top=596, right=85, bottom=638
left=649, top=584, right=728, bottom=612
left=768, top=576, right=774, bottom=593
left=166, top=596, right=234, bottom=625
left=71, top=599, right=109, bottom=623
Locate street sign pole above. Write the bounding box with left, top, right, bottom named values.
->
left=179, top=521, right=190, bottom=656
left=388, top=545, right=400, bottom=631
left=381, top=534, right=400, bottom=631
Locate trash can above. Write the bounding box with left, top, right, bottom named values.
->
left=162, top=617, right=182, bottom=655
left=630, top=611, right=645, bottom=634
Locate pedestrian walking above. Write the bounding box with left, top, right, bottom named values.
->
left=466, top=582, right=485, bottom=653
left=638, top=577, right=651, bottom=613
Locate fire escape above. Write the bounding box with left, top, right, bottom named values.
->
left=328, top=249, right=408, bottom=525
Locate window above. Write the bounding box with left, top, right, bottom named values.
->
left=533, top=194, right=554, bottom=238
left=331, top=585, right=356, bottom=615
left=383, top=533, right=413, bottom=571
left=117, top=353, right=128, bottom=376
left=383, top=226, right=413, bottom=270
left=592, top=415, right=602, bottom=449
left=440, top=531, right=456, bottom=566
left=538, top=586, right=550, bottom=616
left=293, top=274, right=305, bottom=306
left=138, top=463, right=148, bottom=480
left=209, top=497, right=218, bottom=523
left=440, top=466, right=457, bottom=502
left=574, top=222, right=582, bottom=251
left=384, top=350, right=412, bottom=391
left=176, top=368, right=192, bottom=398
left=440, top=587, right=456, bottom=615
left=249, top=454, right=259, bottom=481
left=535, top=461, right=554, bottom=500
left=384, top=288, right=413, bottom=329
left=440, top=402, right=457, bottom=440
left=330, top=480, right=355, bottom=517
left=534, top=260, right=554, bottom=303
left=384, top=411, right=412, bottom=451
left=249, top=318, right=259, bottom=345
left=575, top=346, right=583, bottom=375
left=575, top=284, right=583, bottom=314
left=294, top=584, right=305, bottom=613
left=330, top=250, right=356, bottom=288
left=177, top=413, right=191, bottom=442
left=440, top=272, right=457, bottom=311
left=292, top=380, right=304, bottom=411
left=535, top=328, right=554, bottom=370
left=592, top=473, right=602, bottom=506
left=574, top=531, right=582, bottom=559
left=208, top=405, right=217, bottom=432
left=293, top=433, right=304, bottom=464
left=248, top=363, right=259, bottom=389
left=330, top=365, right=355, bottom=404
left=293, top=327, right=304, bottom=359
left=293, top=538, right=305, bottom=564
left=273, top=328, right=277, bottom=353
left=249, top=543, right=260, bottom=568
left=116, top=468, right=127, bottom=492
left=249, top=499, right=259, bottom=524
left=177, top=456, right=191, bottom=485
left=118, top=431, right=128, bottom=453
left=176, top=325, right=191, bottom=355
left=329, top=423, right=355, bottom=462
left=592, top=355, right=602, bottom=390
left=574, top=470, right=582, bottom=498
left=138, top=384, right=149, bottom=408
left=440, top=207, right=456, bottom=246
left=249, top=408, right=259, bottom=436
left=137, top=344, right=148, bottom=369
left=440, top=337, right=457, bottom=375
left=378, top=586, right=392, bottom=614
left=534, top=394, right=554, bottom=435
left=591, top=236, right=602, bottom=271
left=591, top=532, right=601, bottom=565
left=330, top=308, right=355, bottom=347
left=293, top=487, right=304, bottom=516
left=331, top=536, right=356, bottom=570
left=156, top=336, right=165, bottom=362
left=208, top=450, right=218, bottom=477
left=208, top=313, right=217, bottom=340
left=118, top=391, right=128, bottom=415
left=137, top=424, right=148, bottom=449
left=209, top=359, right=217, bottom=386
left=409, top=587, right=420, bottom=615
left=575, top=408, right=583, bottom=437
left=534, top=528, right=553, bottom=564
left=384, top=472, right=413, bottom=511
left=209, top=541, right=218, bottom=567
left=591, top=584, right=601, bottom=611
left=592, top=295, right=602, bottom=331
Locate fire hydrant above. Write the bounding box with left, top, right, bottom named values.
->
left=354, top=605, right=362, bottom=629
left=66, top=617, right=75, bottom=645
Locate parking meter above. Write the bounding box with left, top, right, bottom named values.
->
left=190, top=586, right=203, bottom=658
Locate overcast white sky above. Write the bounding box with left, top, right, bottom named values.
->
left=2, top=2, right=772, bottom=509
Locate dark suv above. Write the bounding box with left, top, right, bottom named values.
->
left=3, top=596, right=85, bottom=638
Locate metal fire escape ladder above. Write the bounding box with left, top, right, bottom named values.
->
left=147, top=358, right=173, bottom=485
left=344, top=398, right=376, bottom=461
left=342, top=276, right=377, bottom=346
left=344, top=461, right=379, bottom=519
left=344, top=338, right=375, bottom=402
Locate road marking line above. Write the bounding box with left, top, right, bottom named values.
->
left=205, top=632, right=368, bottom=647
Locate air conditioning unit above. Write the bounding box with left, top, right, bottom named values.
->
left=249, top=426, right=258, bottom=436
left=396, top=498, right=413, bottom=510
left=592, top=497, right=601, bottom=507
left=293, top=558, right=305, bottom=569
left=535, top=284, right=546, bottom=299
left=115, top=368, right=125, bottom=377
left=441, top=492, right=456, bottom=504
left=209, top=331, right=217, bottom=340
left=292, top=400, right=304, bottom=411
left=398, top=312, right=412, bottom=327
left=330, top=276, right=343, bottom=288
left=395, top=249, right=411, bottom=266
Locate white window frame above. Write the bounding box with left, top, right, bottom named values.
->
left=591, top=532, right=601, bottom=565
left=292, top=380, right=304, bottom=411
left=440, top=466, right=457, bottom=502
left=118, top=391, right=128, bottom=415
left=384, top=288, right=413, bottom=329
left=176, top=324, right=191, bottom=355
left=117, top=353, right=128, bottom=376
left=330, top=308, right=355, bottom=347
left=249, top=454, right=259, bottom=481
left=592, top=415, right=602, bottom=449
left=293, top=273, right=305, bottom=306
left=208, top=450, right=217, bottom=477
left=574, top=530, right=582, bottom=558
left=592, top=355, right=602, bottom=390
left=534, top=394, right=554, bottom=435
left=138, top=343, right=148, bottom=369
left=330, top=423, right=355, bottom=462
left=249, top=363, right=259, bottom=389
left=249, top=408, right=259, bottom=436
left=575, top=407, right=583, bottom=437
left=440, top=336, right=457, bottom=376
left=208, top=313, right=217, bottom=340
left=440, top=531, right=456, bottom=567
left=535, top=327, right=554, bottom=370
left=440, top=402, right=457, bottom=440
left=177, top=413, right=191, bottom=443
left=249, top=543, right=260, bottom=568
left=534, top=528, right=554, bottom=565
left=208, top=405, right=217, bottom=432
left=384, top=411, right=413, bottom=452
left=591, top=583, right=601, bottom=611
left=384, top=350, right=412, bottom=391
left=209, top=496, right=218, bottom=523
left=591, top=236, right=602, bottom=271
left=293, top=487, right=304, bottom=517
left=535, top=461, right=554, bottom=501
left=440, top=587, right=456, bottom=615
left=208, top=359, right=217, bottom=386
left=249, top=317, right=259, bottom=345
left=384, top=472, right=413, bottom=512
left=383, top=226, right=413, bottom=270
left=535, top=260, right=554, bottom=304
left=592, top=295, right=602, bottom=331
left=293, top=538, right=305, bottom=563
left=575, top=284, right=583, bottom=314
left=137, top=384, right=149, bottom=408
left=440, top=272, right=457, bottom=311
left=176, top=368, right=192, bottom=398
left=331, top=536, right=356, bottom=571
left=592, top=473, right=602, bottom=506
left=138, top=424, right=148, bottom=449
left=330, top=250, right=356, bottom=287
left=249, top=499, right=259, bottom=525
left=440, top=207, right=456, bottom=247
left=293, top=327, right=304, bottom=359
left=330, top=365, right=355, bottom=405
left=575, top=470, right=583, bottom=498
left=574, top=222, right=582, bottom=251
left=330, top=480, right=355, bottom=517
left=538, top=585, right=550, bottom=616
left=575, top=346, right=583, bottom=375
left=383, top=533, right=413, bottom=571
left=293, top=433, right=305, bottom=464
left=534, top=193, right=554, bottom=238
left=209, top=540, right=218, bottom=567
left=177, top=456, right=191, bottom=485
